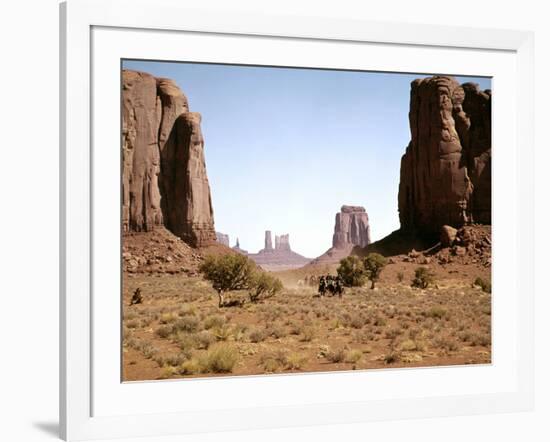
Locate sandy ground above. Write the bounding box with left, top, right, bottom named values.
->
left=122, top=259, right=491, bottom=381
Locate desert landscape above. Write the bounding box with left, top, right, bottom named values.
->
left=122, top=68, right=492, bottom=381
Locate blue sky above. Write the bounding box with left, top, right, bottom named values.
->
left=123, top=60, right=491, bottom=258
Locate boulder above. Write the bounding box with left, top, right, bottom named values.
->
left=440, top=225, right=458, bottom=247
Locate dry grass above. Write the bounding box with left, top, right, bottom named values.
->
left=123, top=273, right=492, bottom=381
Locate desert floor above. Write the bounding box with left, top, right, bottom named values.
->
left=122, top=261, right=491, bottom=381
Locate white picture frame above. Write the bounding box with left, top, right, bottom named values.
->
left=60, top=0, right=534, bottom=440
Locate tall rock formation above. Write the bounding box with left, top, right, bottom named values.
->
left=232, top=238, right=249, bottom=255
left=332, top=205, right=371, bottom=249
left=264, top=231, right=274, bottom=251
left=122, top=69, right=216, bottom=247
left=216, top=232, right=230, bottom=247
left=275, top=234, right=291, bottom=251
left=398, top=76, right=491, bottom=236
left=309, top=205, right=371, bottom=265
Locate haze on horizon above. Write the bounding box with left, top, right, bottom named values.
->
left=123, top=60, right=491, bottom=258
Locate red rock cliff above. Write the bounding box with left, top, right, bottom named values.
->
left=122, top=70, right=216, bottom=247
left=398, top=76, right=491, bottom=235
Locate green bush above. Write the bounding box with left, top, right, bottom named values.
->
left=363, top=253, right=387, bottom=289
left=199, top=254, right=283, bottom=307
left=337, top=256, right=366, bottom=287
left=199, top=254, right=256, bottom=307
left=249, top=272, right=283, bottom=303
left=411, top=266, right=435, bottom=289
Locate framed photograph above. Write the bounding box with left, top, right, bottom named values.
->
left=60, top=0, right=534, bottom=440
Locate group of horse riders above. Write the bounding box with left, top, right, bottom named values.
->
left=302, top=274, right=344, bottom=297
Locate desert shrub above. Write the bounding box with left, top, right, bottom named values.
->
left=424, top=306, right=448, bottom=320
left=461, top=331, right=491, bottom=347
left=299, top=326, right=316, bottom=342
left=139, top=342, right=157, bottom=359
left=385, top=327, right=402, bottom=340
left=260, top=349, right=289, bottom=372
left=289, top=322, right=303, bottom=335
left=345, top=349, right=363, bottom=364
left=326, top=347, right=346, bottom=363
left=195, top=330, right=216, bottom=349
left=373, top=316, right=387, bottom=327
left=474, top=277, right=492, bottom=293
left=179, top=359, right=201, bottom=375
left=411, top=267, right=435, bottom=289
left=203, top=314, right=226, bottom=330
left=177, top=333, right=199, bottom=351
left=249, top=328, right=268, bottom=343
left=159, top=366, right=177, bottom=379
left=383, top=351, right=401, bottom=364
left=363, top=253, right=388, bottom=289
left=155, top=325, right=173, bottom=339
left=231, top=324, right=248, bottom=342
left=337, top=256, right=366, bottom=287
left=212, top=324, right=233, bottom=341
left=156, top=352, right=189, bottom=367
left=267, top=323, right=287, bottom=339
left=249, top=272, right=283, bottom=303
left=434, top=336, right=459, bottom=352
left=159, top=312, right=179, bottom=324
left=399, top=339, right=418, bottom=351
left=285, top=353, right=307, bottom=370
left=199, top=344, right=239, bottom=373
left=172, top=316, right=200, bottom=333
left=353, top=329, right=374, bottom=344
left=125, top=319, right=140, bottom=329
left=177, top=306, right=196, bottom=317
left=199, top=254, right=257, bottom=307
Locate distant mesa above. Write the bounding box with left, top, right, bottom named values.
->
left=310, top=205, right=371, bottom=265
left=215, top=232, right=230, bottom=247
left=248, top=230, right=311, bottom=271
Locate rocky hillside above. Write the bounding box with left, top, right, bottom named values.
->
left=122, top=70, right=216, bottom=247
left=398, top=76, right=491, bottom=236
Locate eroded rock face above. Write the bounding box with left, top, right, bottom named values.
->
left=122, top=70, right=163, bottom=232
left=275, top=234, right=291, bottom=251
left=398, top=76, right=491, bottom=235
left=264, top=231, right=273, bottom=251
left=122, top=70, right=216, bottom=247
left=216, top=232, right=230, bottom=247
left=332, top=205, right=371, bottom=249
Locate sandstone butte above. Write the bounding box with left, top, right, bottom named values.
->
left=398, top=76, right=491, bottom=236
left=122, top=69, right=216, bottom=247
left=309, top=205, right=371, bottom=265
